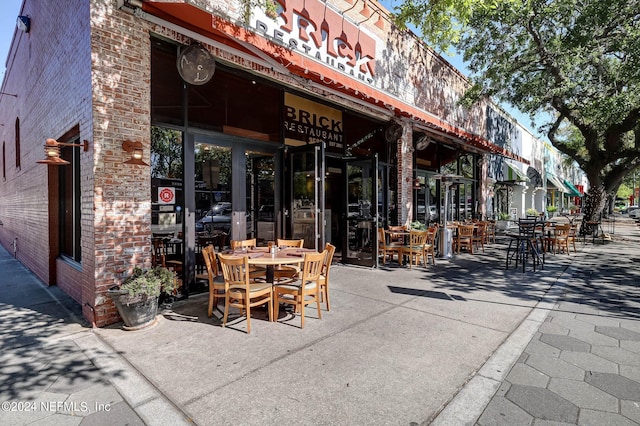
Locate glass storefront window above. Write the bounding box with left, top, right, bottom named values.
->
left=194, top=144, right=231, bottom=235
left=151, top=127, right=184, bottom=236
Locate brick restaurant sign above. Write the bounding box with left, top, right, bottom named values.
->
left=158, top=187, right=176, bottom=204
left=250, top=0, right=377, bottom=84
left=283, top=92, right=343, bottom=151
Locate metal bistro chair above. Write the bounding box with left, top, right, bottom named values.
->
left=506, top=218, right=544, bottom=272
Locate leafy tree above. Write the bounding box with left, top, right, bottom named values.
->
left=151, top=127, right=183, bottom=179
left=393, top=0, right=640, bottom=226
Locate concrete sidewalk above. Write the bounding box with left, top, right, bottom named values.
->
left=0, top=246, right=190, bottom=425
left=1, top=216, right=639, bottom=425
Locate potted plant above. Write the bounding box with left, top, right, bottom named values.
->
left=495, top=212, right=512, bottom=230
left=108, top=267, right=177, bottom=330
left=526, top=208, right=540, bottom=217
left=409, top=221, right=426, bottom=230
left=546, top=205, right=558, bottom=217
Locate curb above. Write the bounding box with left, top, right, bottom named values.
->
left=430, top=245, right=592, bottom=425
left=78, top=330, right=195, bottom=426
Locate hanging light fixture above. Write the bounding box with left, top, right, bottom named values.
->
left=360, top=0, right=372, bottom=18
left=122, top=140, right=149, bottom=166
left=375, top=13, right=385, bottom=30
left=37, top=138, right=89, bottom=165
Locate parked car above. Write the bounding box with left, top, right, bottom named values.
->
left=629, top=206, right=640, bottom=219
left=257, top=204, right=275, bottom=222
left=196, top=202, right=232, bottom=232
left=417, top=205, right=438, bottom=221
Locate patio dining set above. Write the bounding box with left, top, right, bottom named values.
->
left=378, top=220, right=498, bottom=267
left=197, top=238, right=336, bottom=334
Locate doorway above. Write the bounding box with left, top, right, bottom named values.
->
left=341, top=155, right=379, bottom=267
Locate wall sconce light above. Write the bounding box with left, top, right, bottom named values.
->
left=375, top=13, right=385, bottom=30
left=37, top=138, right=89, bottom=165
left=360, top=1, right=372, bottom=18
left=17, top=16, right=30, bottom=33
left=122, top=140, right=148, bottom=166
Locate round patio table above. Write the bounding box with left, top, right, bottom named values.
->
left=226, top=247, right=312, bottom=284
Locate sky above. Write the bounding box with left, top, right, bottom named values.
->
left=0, top=0, right=23, bottom=84
left=0, top=0, right=544, bottom=138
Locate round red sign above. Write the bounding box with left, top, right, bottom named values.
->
left=159, top=188, right=174, bottom=203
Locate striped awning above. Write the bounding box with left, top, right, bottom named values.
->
left=505, top=163, right=529, bottom=182
left=563, top=180, right=583, bottom=197
left=546, top=174, right=569, bottom=193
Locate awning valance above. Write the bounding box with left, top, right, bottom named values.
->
left=546, top=174, right=569, bottom=193
left=563, top=180, right=583, bottom=197
left=140, top=0, right=530, bottom=164
left=505, top=163, right=529, bottom=183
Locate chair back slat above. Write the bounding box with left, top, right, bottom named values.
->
left=230, top=239, right=257, bottom=250
left=218, top=253, right=250, bottom=288
left=301, top=251, right=325, bottom=283
left=277, top=238, right=304, bottom=248
left=201, top=244, right=219, bottom=278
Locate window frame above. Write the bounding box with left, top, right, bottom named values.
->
left=58, top=135, right=82, bottom=263
left=15, top=117, right=20, bottom=170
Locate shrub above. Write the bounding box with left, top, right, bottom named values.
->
left=120, top=267, right=177, bottom=298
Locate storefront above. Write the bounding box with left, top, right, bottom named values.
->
left=0, top=0, right=527, bottom=326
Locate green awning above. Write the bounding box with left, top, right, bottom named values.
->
left=503, top=163, right=529, bottom=183
left=508, top=164, right=528, bottom=182
left=563, top=180, right=583, bottom=197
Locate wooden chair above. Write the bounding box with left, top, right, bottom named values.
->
left=218, top=253, right=273, bottom=334
left=319, top=243, right=336, bottom=311
left=403, top=230, right=429, bottom=268
left=151, top=238, right=166, bottom=268
left=273, top=251, right=324, bottom=329
left=230, top=238, right=266, bottom=280
left=276, top=238, right=304, bottom=248
left=378, top=227, right=402, bottom=264
left=486, top=220, right=496, bottom=243
left=472, top=222, right=488, bottom=253
left=152, top=237, right=182, bottom=273
left=424, top=226, right=437, bottom=265
left=387, top=225, right=406, bottom=245
left=454, top=224, right=475, bottom=254
left=196, top=245, right=226, bottom=318
left=230, top=238, right=257, bottom=250
left=274, top=238, right=304, bottom=282
left=568, top=223, right=578, bottom=253
left=553, top=224, right=571, bottom=254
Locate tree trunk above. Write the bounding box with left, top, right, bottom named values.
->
left=579, top=186, right=608, bottom=235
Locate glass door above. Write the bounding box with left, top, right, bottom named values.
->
left=343, top=155, right=378, bottom=267
left=288, top=144, right=325, bottom=250
left=247, top=151, right=276, bottom=245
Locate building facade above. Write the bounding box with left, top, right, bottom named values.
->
left=0, top=0, right=581, bottom=326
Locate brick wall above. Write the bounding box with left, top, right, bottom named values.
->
left=90, top=1, right=153, bottom=326
left=0, top=0, right=94, bottom=305
left=396, top=123, right=413, bottom=226
left=0, top=0, right=153, bottom=327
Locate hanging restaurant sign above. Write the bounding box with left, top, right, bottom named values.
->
left=250, top=0, right=377, bottom=84
left=284, top=92, right=343, bottom=151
